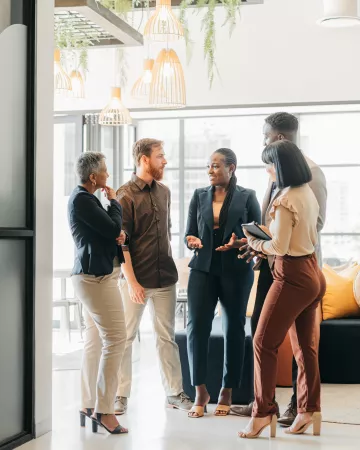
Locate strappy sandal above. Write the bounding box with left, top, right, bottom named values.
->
left=91, top=413, right=128, bottom=435
left=188, top=404, right=208, bottom=418
left=79, top=408, right=93, bottom=427
left=284, top=412, right=322, bottom=436
left=238, top=415, right=277, bottom=439
left=214, top=404, right=231, bottom=416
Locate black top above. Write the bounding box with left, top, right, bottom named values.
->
left=68, top=186, right=124, bottom=277
left=116, top=174, right=178, bottom=289
left=185, top=185, right=261, bottom=274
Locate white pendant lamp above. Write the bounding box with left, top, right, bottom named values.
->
left=318, top=0, right=360, bottom=27
left=99, top=87, right=132, bottom=126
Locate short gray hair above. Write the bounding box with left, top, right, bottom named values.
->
left=76, top=151, right=105, bottom=183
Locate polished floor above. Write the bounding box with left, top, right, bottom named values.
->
left=21, top=324, right=360, bottom=450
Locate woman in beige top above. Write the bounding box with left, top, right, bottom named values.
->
left=238, top=140, right=326, bottom=439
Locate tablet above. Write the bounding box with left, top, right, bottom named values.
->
left=242, top=222, right=272, bottom=241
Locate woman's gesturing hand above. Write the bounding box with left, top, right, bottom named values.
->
left=186, top=236, right=203, bottom=249
left=215, top=233, right=244, bottom=252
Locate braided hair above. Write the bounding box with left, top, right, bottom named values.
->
left=213, top=148, right=237, bottom=230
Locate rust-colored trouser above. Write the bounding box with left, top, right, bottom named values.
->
left=252, top=254, right=326, bottom=418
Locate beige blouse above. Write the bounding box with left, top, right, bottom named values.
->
left=248, top=184, right=319, bottom=257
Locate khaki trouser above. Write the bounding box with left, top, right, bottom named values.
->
left=117, top=280, right=183, bottom=398
left=253, top=254, right=326, bottom=418
left=72, top=268, right=126, bottom=413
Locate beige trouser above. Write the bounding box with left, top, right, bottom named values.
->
left=72, top=268, right=126, bottom=413
left=117, top=280, right=183, bottom=398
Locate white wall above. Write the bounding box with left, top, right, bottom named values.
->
left=55, top=0, right=360, bottom=112
left=35, top=0, right=54, bottom=437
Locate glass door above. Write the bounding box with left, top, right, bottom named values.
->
left=0, top=0, right=36, bottom=448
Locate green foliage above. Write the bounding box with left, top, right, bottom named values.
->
left=221, top=0, right=241, bottom=36
left=98, top=0, right=132, bottom=16
left=202, top=0, right=217, bottom=88
left=179, top=0, right=195, bottom=64
left=54, top=17, right=98, bottom=73
left=182, top=0, right=243, bottom=88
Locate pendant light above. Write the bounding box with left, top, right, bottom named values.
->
left=70, top=70, right=85, bottom=99
left=150, top=48, right=186, bottom=109
left=99, top=87, right=132, bottom=126
left=144, top=0, right=184, bottom=42
left=54, top=49, right=72, bottom=95
left=318, top=0, right=360, bottom=27
left=131, top=58, right=154, bottom=100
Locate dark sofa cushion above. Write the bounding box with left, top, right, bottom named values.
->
left=319, top=317, right=360, bottom=383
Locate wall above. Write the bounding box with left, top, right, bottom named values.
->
left=35, top=0, right=54, bottom=437
left=55, top=0, right=360, bottom=112
left=0, top=1, right=11, bottom=33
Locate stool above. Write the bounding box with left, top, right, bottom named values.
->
left=175, top=316, right=254, bottom=405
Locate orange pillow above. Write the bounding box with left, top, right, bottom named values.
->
left=321, top=265, right=360, bottom=321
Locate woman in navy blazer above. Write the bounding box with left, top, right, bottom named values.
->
left=185, top=148, right=261, bottom=418
left=68, top=152, right=128, bottom=435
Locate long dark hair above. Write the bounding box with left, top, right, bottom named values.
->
left=213, top=148, right=237, bottom=230
left=262, top=140, right=312, bottom=188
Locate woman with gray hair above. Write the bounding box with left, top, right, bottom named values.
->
left=68, top=151, right=128, bottom=435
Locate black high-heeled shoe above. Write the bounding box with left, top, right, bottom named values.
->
left=91, top=413, right=128, bottom=435
left=79, top=408, right=93, bottom=427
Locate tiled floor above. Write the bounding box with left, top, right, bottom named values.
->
left=20, top=327, right=360, bottom=450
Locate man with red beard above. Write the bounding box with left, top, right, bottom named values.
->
left=114, top=138, right=192, bottom=414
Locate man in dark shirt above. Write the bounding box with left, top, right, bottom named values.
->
left=114, top=138, right=192, bottom=414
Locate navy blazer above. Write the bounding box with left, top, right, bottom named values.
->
left=68, top=186, right=125, bottom=276
left=185, top=185, right=261, bottom=273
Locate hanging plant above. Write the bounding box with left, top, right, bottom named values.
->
left=54, top=17, right=98, bottom=74
left=179, top=0, right=242, bottom=87
left=97, top=0, right=133, bottom=17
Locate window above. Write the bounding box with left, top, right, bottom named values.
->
left=53, top=117, right=83, bottom=270
left=299, top=113, right=360, bottom=265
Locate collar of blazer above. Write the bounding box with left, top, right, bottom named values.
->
left=198, top=185, right=249, bottom=240
left=262, top=179, right=281, bottom=226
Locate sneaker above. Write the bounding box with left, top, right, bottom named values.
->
left=114, top=396, right=128, bottom=415
left=278, top=402, right=297, bottom=427
left=167, top=392, right=193, bottom=412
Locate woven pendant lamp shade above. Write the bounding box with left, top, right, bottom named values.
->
left=54, top=49, right=72, bottom=95
left=99, top=87, right=132, bottom=126
left=144, top=0, right=184, bottom=42
left=150, top=48, right=186, bottom=109
left=131, top=59, right=154, bottom=100
left=70, top=70, right=85, bottom=98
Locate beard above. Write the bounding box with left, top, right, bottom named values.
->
left=149, top=164, right=164, bottom=181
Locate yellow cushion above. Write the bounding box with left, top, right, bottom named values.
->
left=246, top=270, right=259, bottom=317
left=354, top=271, right=360, bottom=307
left=322, top=264, right=360, bottom=321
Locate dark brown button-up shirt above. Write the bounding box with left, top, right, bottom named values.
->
left=116, top=174, right=178, bottom=289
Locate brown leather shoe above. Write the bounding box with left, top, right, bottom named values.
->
left=231, top=401, right=281, bottom=418
left=278, top=402, right=297, bottom=427
left=231, top=402, right=253, bottom=417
